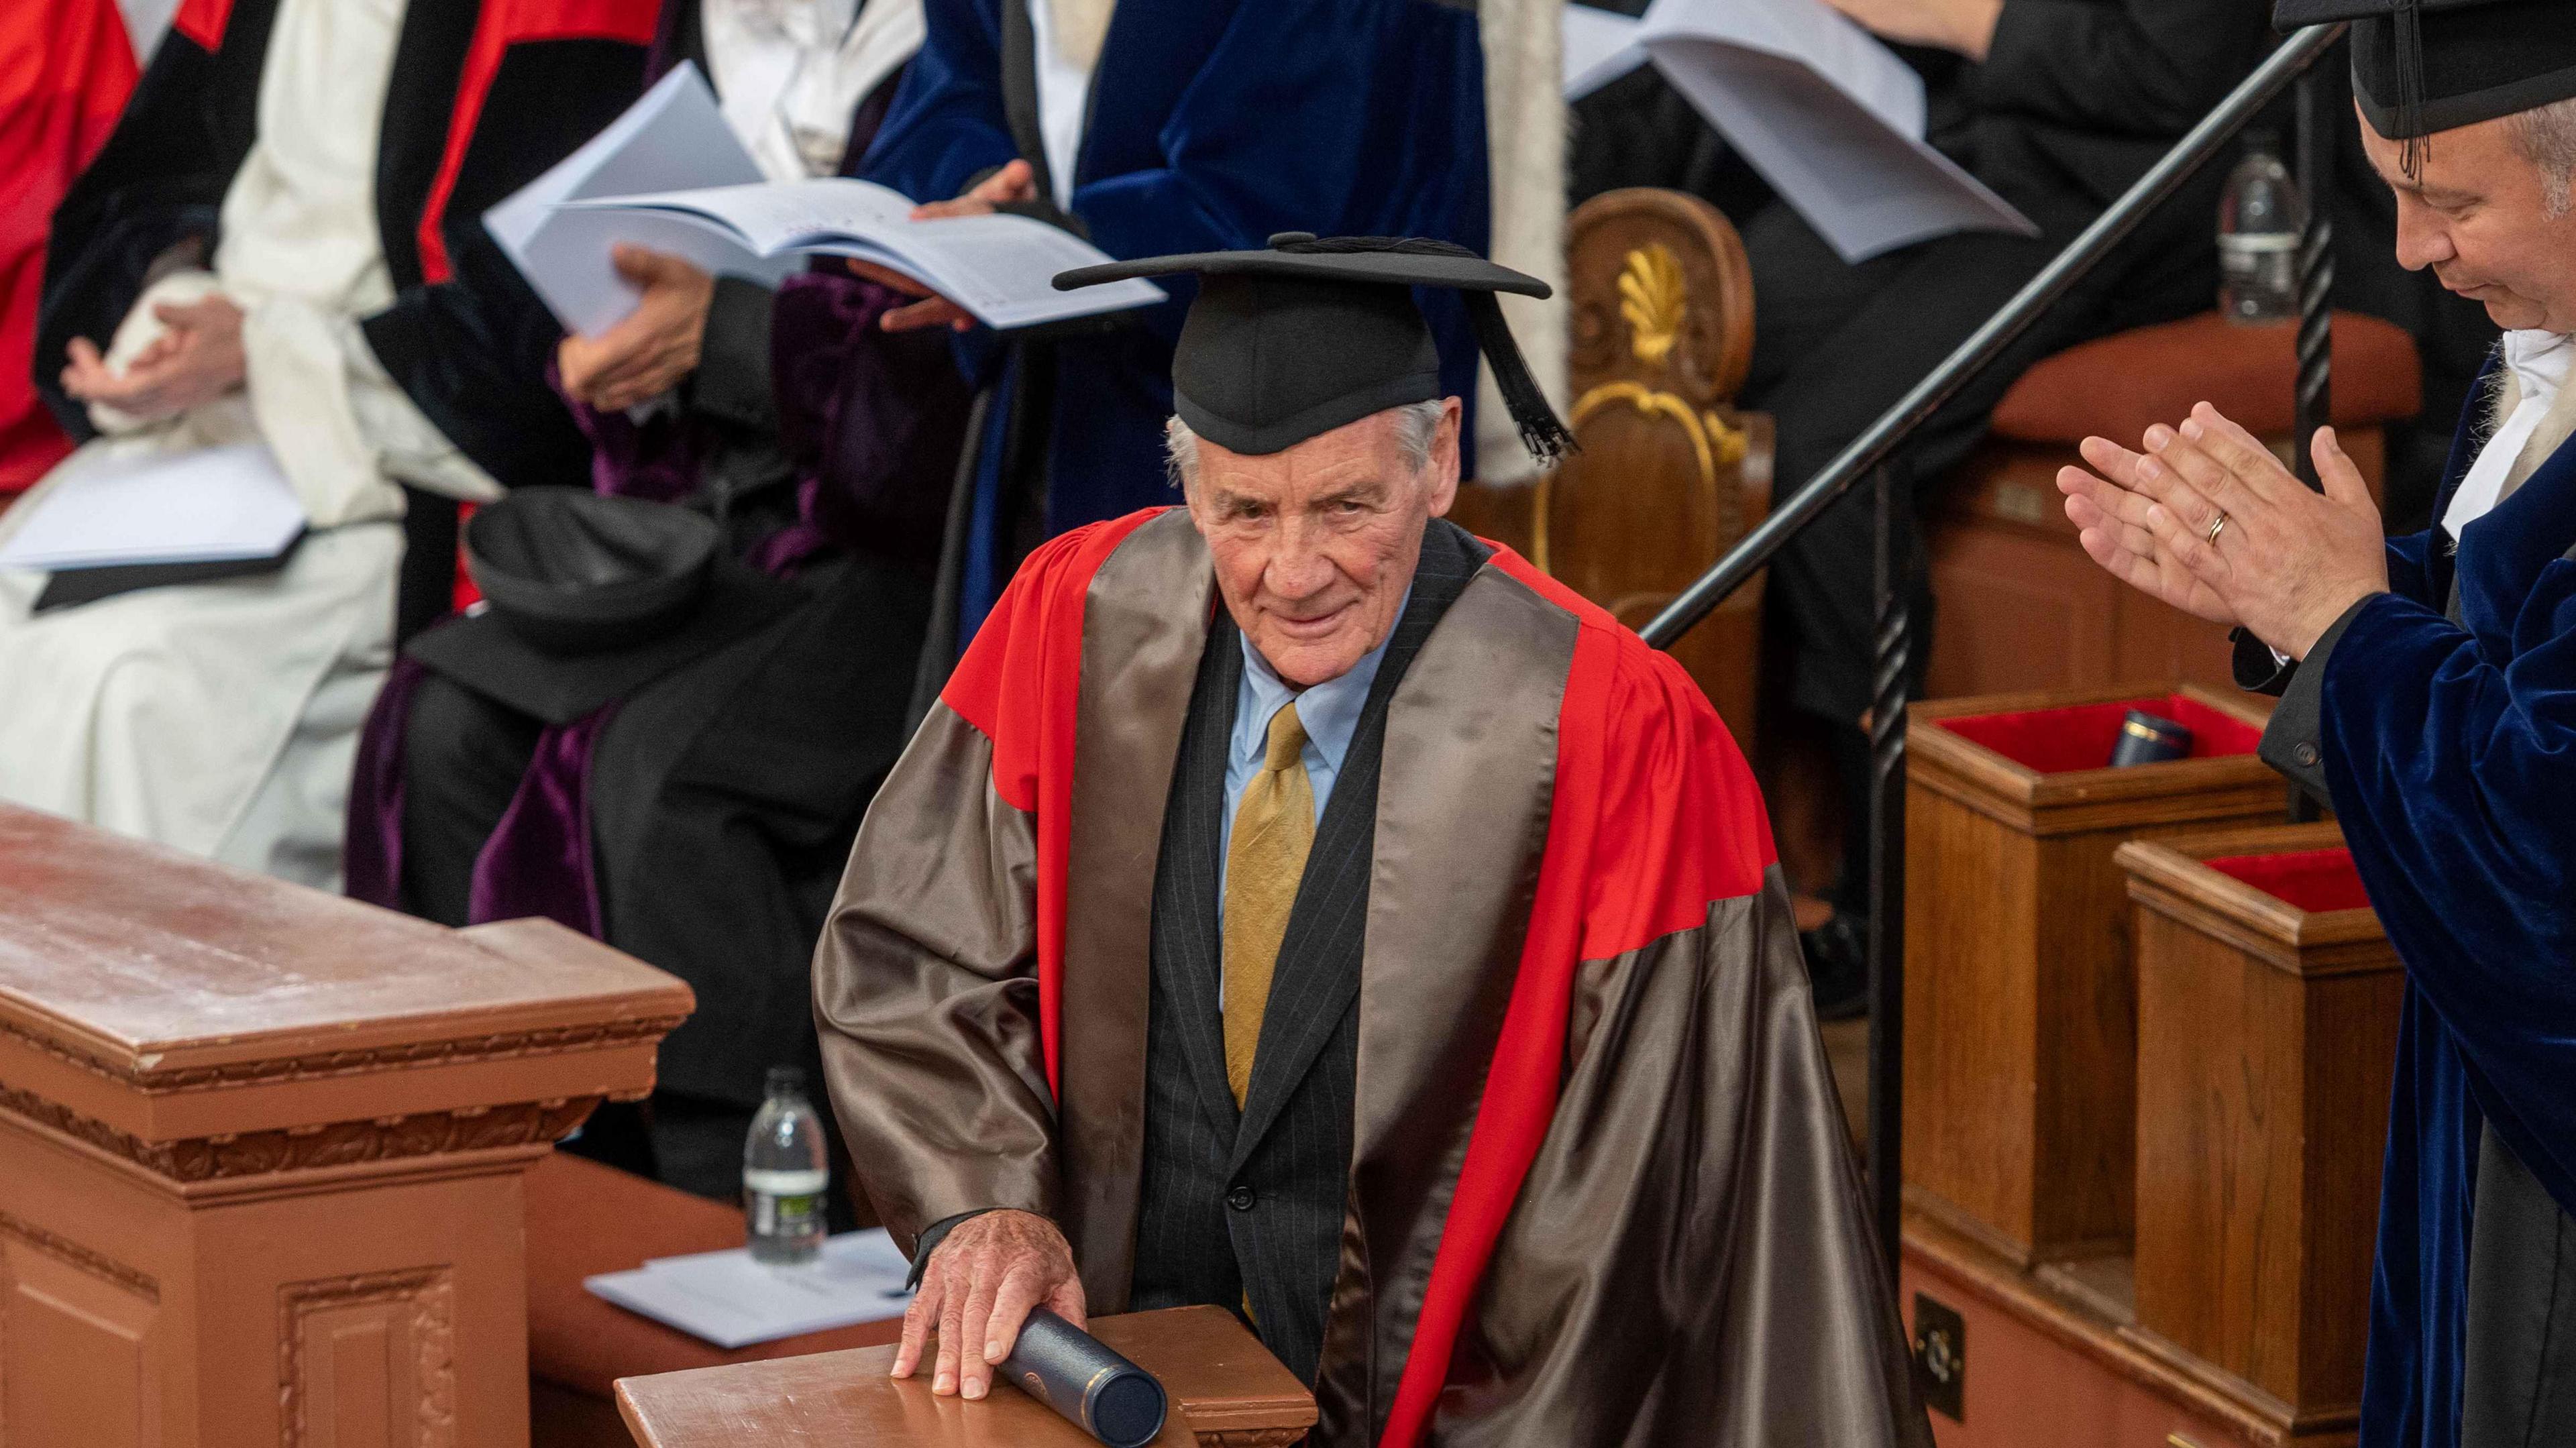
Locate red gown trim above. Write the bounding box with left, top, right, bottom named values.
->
left=172, top=0, right=233, bottom=49
left=415, top=0, right=659, bottom=284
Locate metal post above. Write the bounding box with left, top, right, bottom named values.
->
left=2290, top=63, right=2337, bottom=822
left=1866, top=467, right=1909, bottom=1280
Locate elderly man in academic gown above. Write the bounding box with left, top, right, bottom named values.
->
left=2057, top=5, right=2576, bottom=1444
left=813, top=238, right=1928, bottom=1447
left=0, top=0, right=661, bottom=885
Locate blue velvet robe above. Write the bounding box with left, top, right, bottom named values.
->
left=2280, top=372, right=2576, bottom=1448
left=857, top=0, right=1491, bottom=645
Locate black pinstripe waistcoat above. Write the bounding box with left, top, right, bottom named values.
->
left=1129, top=522, right=1484, bottom=1390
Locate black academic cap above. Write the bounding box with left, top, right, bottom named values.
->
left=2275, top=0, right=2576, bottom=148
left=1054, top=234, right=1575, bottom=464
left=464, top=490, right=720, bottom=655
left=411, top=490, right=802, bottom=725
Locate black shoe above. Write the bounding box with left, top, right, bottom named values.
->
left=1801, top=912, right=1872, bottom=1021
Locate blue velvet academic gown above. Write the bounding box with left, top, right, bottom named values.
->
left=857, top=0, right=1491, bottom=645
left=2267, top=372, right=2576, bottom=1448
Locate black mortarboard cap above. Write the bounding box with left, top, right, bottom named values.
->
left=405, top=490, right=801, bottom=724
left=2275, top=0, right=2576, bottom=170
left=1054, top=234, right=1574, bottom=464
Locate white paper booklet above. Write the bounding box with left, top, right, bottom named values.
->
left=1633, top=0, right=2037, bottom=262
left=559, top=177, right=1167, bottom=331
left=584, top=1228, right=914, bottom=1349
left=0, top=443, right=304, bottom=571
left=485, top=62, right=798, bottom=338
left=1564, top=4, right=1648, bottom=101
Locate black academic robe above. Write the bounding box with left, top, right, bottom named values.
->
left=36, top=0, right=661, bottom=492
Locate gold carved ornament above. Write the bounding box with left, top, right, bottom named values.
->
left=1534, top=242, right=1748, bottom=574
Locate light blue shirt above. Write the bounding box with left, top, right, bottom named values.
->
left=1220, top=594, right=1407, bottom=885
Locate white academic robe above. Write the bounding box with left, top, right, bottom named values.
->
left=0, top=0, right=496, bottom=889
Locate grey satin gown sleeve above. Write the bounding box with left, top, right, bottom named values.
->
left=1435, top=869, right=1933, bottom=1448
left=811, top=702, right=1059, bottom=1252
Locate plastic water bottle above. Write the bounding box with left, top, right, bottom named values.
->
left=744, top=1066, right=828, bottom=1266
left=2218, top=133, right=2305, bottom=325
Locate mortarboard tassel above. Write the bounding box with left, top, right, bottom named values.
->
left=2396, top=0, right=2428, bottom=179
left=1277, top=235, right=1578, bottom=466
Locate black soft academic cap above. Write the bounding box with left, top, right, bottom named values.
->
left=1054, top=234, right=1574, bottom=464
left=411, top=491, right=802, bottom=724
left=2275, top=0, right=2576, bottom=144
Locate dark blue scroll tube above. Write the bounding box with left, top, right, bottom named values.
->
left=2108, top=709, right=2194, bottom=768
left=999, top=1308, right=1169, bottom=1448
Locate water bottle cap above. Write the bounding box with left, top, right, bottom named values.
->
left=765, top=1064, right=807, bottom=1098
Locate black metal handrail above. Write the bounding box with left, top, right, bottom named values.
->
left=1636, top=22, right=2351, bottom=1276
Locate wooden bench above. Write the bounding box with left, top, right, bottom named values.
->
left=0, top=804, right=690, bottom=1448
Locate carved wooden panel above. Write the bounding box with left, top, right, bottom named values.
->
left=0, top=1230, right=160, bottom=1448
left=1541, top=188, right=1772, bottom=746
left=278, top=1269, right=455, bottom=1448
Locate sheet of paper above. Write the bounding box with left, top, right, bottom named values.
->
left=569, top=179, right=1167, bottom=330
left=1564, top=5, right=1648, bottom=101
left=585, top=1229, right=915, bottom=1349
left=485, top=62, right=798, bottom=337
left=1636, top=0, right=2037, bottom=262
left=0, top=443, right=304, bottom=571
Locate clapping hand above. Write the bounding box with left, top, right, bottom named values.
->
left=60, top=294, right=248, bottom=422
left=2056, top=402, right=2391, bottom=661
left=847, top=159, right=1040, bottom=334
left=892, top=1208, right=1086, bottom=1401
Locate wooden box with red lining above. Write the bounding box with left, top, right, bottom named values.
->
left=1904, top=685, right=2284, bottom=1268
left=2116, top=823, right=2400, bottom=1443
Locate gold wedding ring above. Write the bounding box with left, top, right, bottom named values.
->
left=2206, top=511, right=2231, bottom=545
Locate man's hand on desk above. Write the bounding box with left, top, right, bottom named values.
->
left=892, top=1207, right=1086, bottom=1401
left=60, top=294, right=248, bottom=421
left=857, top=159, right=1040, bottom=334
left=2056, top=402, right=2391, bottom=661
left=557, top=245, right=716, bottom=412
left=1820, top=0, right=2004, bottom=60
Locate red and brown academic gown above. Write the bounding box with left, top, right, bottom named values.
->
left=814, top=507, right=1927, bottom=1447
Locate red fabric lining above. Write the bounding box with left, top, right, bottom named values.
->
left=1, top=0, right=136, bottom=493
left=172, top=0, right=233, bottom=48
left=2206, top=848, right=2373, bottom=914
left=1379, top=545, right=1773, bottom=1448
left=941, top=510, right=1160, bottom=1097
left=415, top=0, right=659, bottom=284
left=1938, top=693, right=2262, bottom=774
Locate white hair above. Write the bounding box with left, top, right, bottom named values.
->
left=1163, top=399, right=1448, bottom=492
left=2510, top=97, right=2576, bottom=218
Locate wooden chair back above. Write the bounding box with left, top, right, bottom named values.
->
left=1450, top=187, right=1772, bottom=746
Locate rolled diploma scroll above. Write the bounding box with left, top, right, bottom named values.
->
left=999, top=1308, right=1170, bottom=1448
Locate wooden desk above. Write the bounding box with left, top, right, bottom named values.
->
left=616, top=1306, right=1316, bottom=1448
left=0, top=805, right=691, bottom=1448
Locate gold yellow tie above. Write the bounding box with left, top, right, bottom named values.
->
left=1222, top=702, right=1315, bottom=1108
